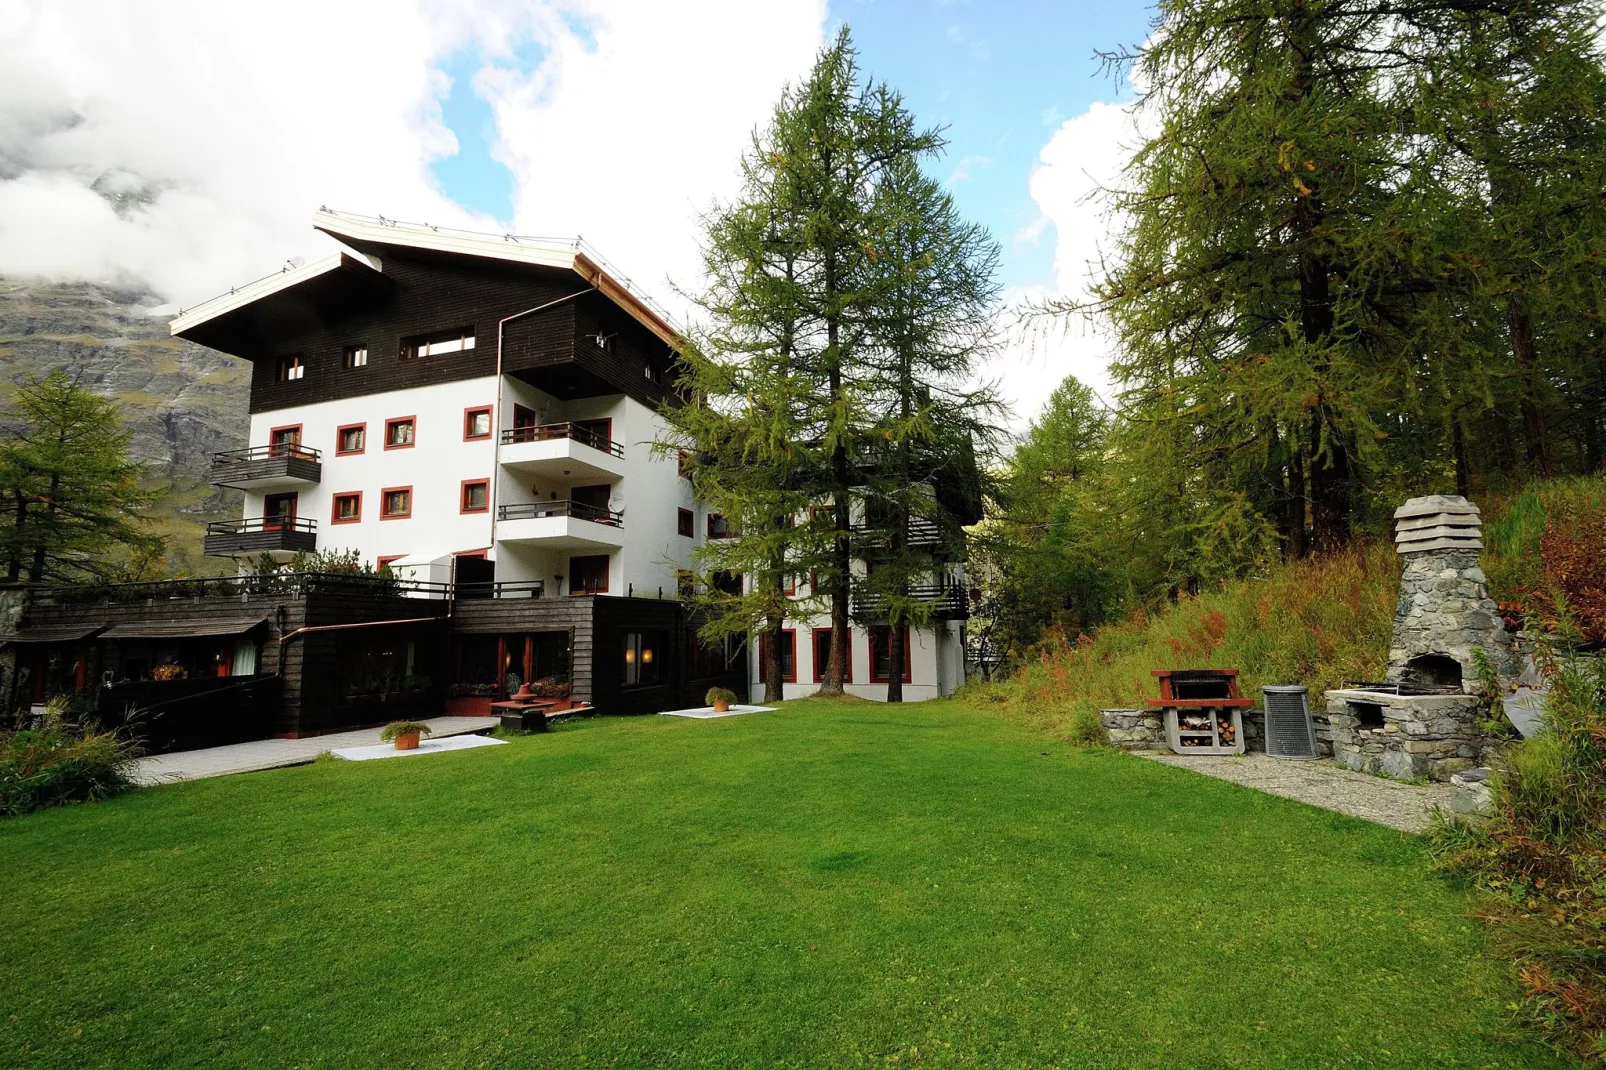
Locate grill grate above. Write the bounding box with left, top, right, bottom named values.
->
left=1262, top=686, right=1319, bottom=760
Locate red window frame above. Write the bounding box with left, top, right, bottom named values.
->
left=330, top=491, right=362, bottom=525
left=868, top=626, right=913, bottom=684
left=463, top=406, right=493, bottom=441
left=335, top=422, right=366, bottom=456
left=460, top=478, right=490, bottom=514
left=268, top=424, right=303, bottom=459
left=677, top=507, right=694, bottom=538
left=380, top=485, right=413, bottom=520
left=384, top=416, right=416, bottom=450
left=812, top=627, right=851, bottom=683
left=707, top=513, right=730, bottom=539
left=758, top=628, right=798, bottom=684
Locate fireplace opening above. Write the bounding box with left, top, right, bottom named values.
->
left=1172, top=678, right=1231, bottom=700
left=1402, top=653, right=1463, bottom=692
left=1348, top=700, right=1386, bottom=729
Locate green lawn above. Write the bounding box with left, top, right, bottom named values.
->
left=0, top=699, right=1575, bottom=1068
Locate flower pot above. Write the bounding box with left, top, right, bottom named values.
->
left=394, top=732, right=420, bottom=751
left=713, top=701, right=730, bottom=713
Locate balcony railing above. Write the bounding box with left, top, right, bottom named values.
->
left=455, top=579, right=548, bottom=600
left=214, top=443, right=322, bottom=464
left=851, top=516, right=943, bottom=546
left=497, top=500, right=624, bottom=527
left=500, top=422, right=624, bottom=458
left=34, top=572, right=471, bottom=606
left=852, top=580, right=970, bottom=621
left=203, top=516, right=318, bottom=557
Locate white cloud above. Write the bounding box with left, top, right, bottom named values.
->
left=985, top=96, right=1146, bottom=429
left=0, top=0, right=826, bottom=313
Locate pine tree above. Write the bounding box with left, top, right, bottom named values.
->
left=0, top=371, right=163, bottom=583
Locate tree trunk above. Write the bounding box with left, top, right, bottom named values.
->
left=1452, top=416, right=1471, bottom=498
left=763, top=613, right=784, bottom=704
left=27, top=472, right=59, bottom=583
left=1286, top=430, right=1307, bottom=560
left=819, top=250, right=851, bottom=695
left=6, top=490, right=25, bottom=582
left=1508, top=295, right=1552, bottom=477
left=886, top=619, right=904, bottom=703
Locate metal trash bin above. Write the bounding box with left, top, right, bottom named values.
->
left=1262, top=685, right=1319, bottom=760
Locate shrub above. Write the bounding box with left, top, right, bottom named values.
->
left=1426, top=621, right=1606, bottom=1059
left=0, top=699, right=138, bottom=817
left=705, top=687, right=739, bottom=707
left=379, top=721, right=433, bottom=743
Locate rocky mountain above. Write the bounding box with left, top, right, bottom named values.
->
left=0, top=277, right=250, bottom=575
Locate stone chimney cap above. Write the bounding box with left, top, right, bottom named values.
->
left=1394, top=495, right=1481, bottom=520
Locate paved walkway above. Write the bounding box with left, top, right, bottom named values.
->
left=132, top=716, right=499, bottom=787
left=1140, top=752, right=1458, bottom=833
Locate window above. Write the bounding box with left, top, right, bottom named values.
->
left=783, top=573, right=797, bottom=596
left=676, top=569, right=696, bottom=598
left=677, top=508, right=694, bottom=538
left=757, top=629, right=797, bottom=684
left=463, top=407, right=492, bottom=441
left=813, top=627, right=852, bottom=683
left=643, top=362, right=660, bottom=382
left=711, top=570, right=743, bottom=596
left=677, top=449, right=692, bottom=481
left=460, top=479, right=489, bottom=514
left=384, top=416, right=416, bottom=449
left=331, top=492, right=362, bottom=524
left=336, top=423, right=365, bottom=456
left=268, top=425, right=302, bottom=458
left=623, top=631, right=664, bottom=687
left=569, top=554, right=609, bottom=595
left=343, top=345, right=368, bottom=369
left=400, top=326, right=475, bottom=359
left=275, top=354, right=304, bottom=381
left=377, top=555, right=405, bottom=572
left=869, top=626, right=913, bottom=684
left=707, top=513, right=731, bottom=539
left=381, top=486, right=412, bottom=520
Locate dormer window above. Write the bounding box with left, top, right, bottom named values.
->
left=343, top=345, right=368, bottom=369
left=275, top=354, right=304, bottom=381
left=400, top=327, right=475, bottom=360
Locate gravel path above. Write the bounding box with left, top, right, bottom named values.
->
left=1140, top=752, right=1458, bottom=833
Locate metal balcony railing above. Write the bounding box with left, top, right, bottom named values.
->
left=207, top=516, right=317, bottom=537
left=497, top=500, right=624, bottom=527
left=500, top=422, right=624, bottom=458
left=852, top=580, right=970, bottom=620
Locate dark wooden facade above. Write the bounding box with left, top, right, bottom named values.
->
left=177, top=250, right=683, bottom=416
left=7, top=583, right=743, bottom=750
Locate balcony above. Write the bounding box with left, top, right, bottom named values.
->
left=495, top=500, right=626, bottom=551
left=499, top=423, right=626, bottom=482
left=209, top=444, right=322, bottom=491
left=851, top=516, right=943, bottom=549
left=852, top=580, right=970, bottom=622
left=203, top=516, right=318, bottom=558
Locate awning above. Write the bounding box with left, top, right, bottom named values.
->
left=0, top=623, right=107, bottom=645
left=100, top=617, right=268, bottom=640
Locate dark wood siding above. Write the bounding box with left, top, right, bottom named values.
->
left=235, top=254, right=679, bottom=416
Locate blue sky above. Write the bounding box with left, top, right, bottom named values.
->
left=430, top=2, right=1152, bottom=295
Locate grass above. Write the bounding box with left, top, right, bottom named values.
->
left=0, top=698, right=1576, bottom=1068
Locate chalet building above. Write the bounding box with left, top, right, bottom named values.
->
left=0, top=209, right=971, bottom=747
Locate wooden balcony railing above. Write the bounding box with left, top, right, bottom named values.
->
left=500, top=422, right=624, bottom=458
left=852, top=580, right=970, bottom=620
left=213, top=443, right=322, bottom=464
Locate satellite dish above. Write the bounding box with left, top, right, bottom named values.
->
left=286, top=256, right=305, bottom=270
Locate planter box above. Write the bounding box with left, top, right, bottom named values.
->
left=445, top=696, right=493, bottom=716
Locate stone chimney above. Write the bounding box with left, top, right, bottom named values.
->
left=1388, top=495, right=1515, bottom=688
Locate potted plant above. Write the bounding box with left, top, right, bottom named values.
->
left=380, top=720, right=433, bottom=751
left=705, top=687, right=738, bottom=714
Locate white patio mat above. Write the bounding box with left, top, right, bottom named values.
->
left=658, top=705, right=776, bottom=720
left=333, top=734, right=508, bottom=762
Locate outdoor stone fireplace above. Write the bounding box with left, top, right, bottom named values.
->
left=1323, top=495, right=1514, bottom=781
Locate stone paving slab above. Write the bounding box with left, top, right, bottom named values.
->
left=1139, top=752, right=1458, bottom=833
left=332, top=734, right=507, bottom=762
left=659, top=704, right=777, bottom=720
left=132, top=716, right=499, bottom=786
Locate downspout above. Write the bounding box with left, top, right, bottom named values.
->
left=491, top=287, right=597, bottom=567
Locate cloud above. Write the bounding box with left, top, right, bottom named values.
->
left=0, top=0, right=826, bottom=313
left=985, top=96, right=1146, bottom=428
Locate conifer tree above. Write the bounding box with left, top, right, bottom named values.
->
left=858, top=155, right=1001, bottom=701
left=0, top=371, right=163, bottom=583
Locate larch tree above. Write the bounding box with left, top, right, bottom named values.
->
left=859, top=153, right=1002, bottom=701
left=0, top=371, right=163, bottom=583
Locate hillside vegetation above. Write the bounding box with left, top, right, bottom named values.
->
left=978, top=475, right=1606, bottom=742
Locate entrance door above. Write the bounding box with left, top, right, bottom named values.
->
left=263, top=492, right=298, bottom=531
left=513, top=404, right=537, bottom=442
